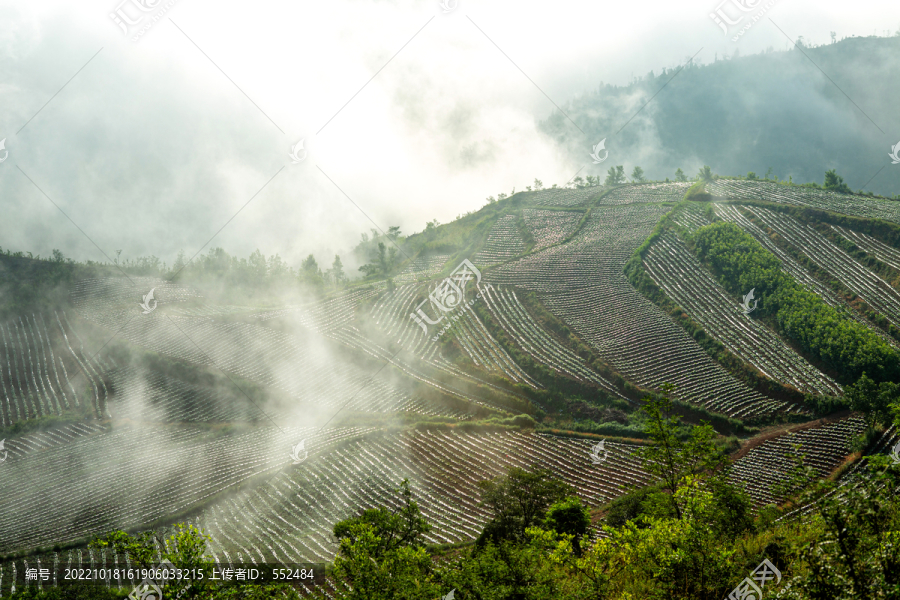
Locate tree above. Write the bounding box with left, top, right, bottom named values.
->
left=545, top=496, right=591, bottom=556
left=325, top=254, right=345, bottom=286
left=334, top=479, right=431, bottom=560
left=675, top=168, right=687, bottom=182
left=771, top=443, right=818, bottom=502
left=91, top=523, right=217, bottom=599
left=300, top=254, right=323, bottom=287
left=640, top=384, right=728, bottom=520
left=605, top=165, right=626, bottom=185
left=631, top=166, right=646, bottom=183
left=824, top=169, right=852, bottom=193
left=358, top=242, right=398, bottom=280
left=332, top=480, right=438, bottom=600
left=698, top=165, right=714, bottom=182
left=846, top=372, right=898, bottom=429
left=747, top=171, right=757, bottom=180
left=476, top=466, right=574, bottom=546
left=572, top=176, right=586, bottom=189
left=777, top=462, right=900, bottom=600
left=533, top=178, right=544, bottom=190
left=387, top=226, right=402, bottom=240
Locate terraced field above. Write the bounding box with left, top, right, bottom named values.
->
left=713, top=204, right=899, bottom=348
left=831, top=224, right=900, bottom=271
left=522, top=209, right=582, bottom=251
left=0, top=424, right=372, bottom=553
left=473, top=214, right=525, bottom=267
left=526, top=187, right=601, bottom=207
left=195, top=430, right=650, bottom=563
left=480, top=285, right=626, bottom=400
left=745, top=206, right=900, bottom=327
left=669, top=201, right=711, bottom=233
left=0, top=312, right=110, bottom=424
left=5, top=180, right=900, bottom=588
left=729, top=415, right=867, bottom=506
left=598, top=182, right=692, bottom=205
left=490, top=203, right=787, bottom=418
left=71, top=278, right=466, bottom=420
left=707, top=179, right=900, bottom=224
left=644, top=233, right=841, bottom=396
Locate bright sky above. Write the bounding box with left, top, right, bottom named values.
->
left=0, top=0, right=897, bottom=269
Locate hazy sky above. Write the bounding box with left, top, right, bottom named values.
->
left=1, top=0, right=897, bottom=270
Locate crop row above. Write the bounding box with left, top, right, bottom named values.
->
left=474, top=215, right=525, bottom=267
left=830, top=224, right=900, bottom=271
left=1, top=422, right=107, bottom=462
left=363, top=281, right=540, bottom=398
left=0, top=311, right=112, bottom=425
left=729, top=415, right=867, bottom=506
left=328, top=309, right=531, bottom=414
left=598, top=182, right=692, bottom=205
left=776, top=425, right=898, bottom=523
left=195, top=430, right=651, bottom=563
left=713, top=204, right=899, bottom=348
left=522, top=209, right=582, bottom=251
left=0, top=424, right=372, bottom=554
left=746, top=206, right=900, bottom=328
left=706, top=180, right=900, bottom=225
left=489, top=204, right=783, bottom=418
left=527, top=187, right=601, bottom=207
left=669, top=201, right=711, bottom=233
left=644, top=234, right=841, bottom=396
left=479, top=285, right=626, bottom=399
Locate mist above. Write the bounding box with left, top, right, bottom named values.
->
left=2, top=0, right=897, bottom=271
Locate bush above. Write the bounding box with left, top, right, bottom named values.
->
left=695, top=222, right=900, bottom=383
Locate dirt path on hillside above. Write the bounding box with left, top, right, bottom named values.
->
left=730, top=410, right=857, bottom=461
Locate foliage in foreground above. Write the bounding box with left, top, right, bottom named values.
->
left=324, top=388, right=900, bottom=599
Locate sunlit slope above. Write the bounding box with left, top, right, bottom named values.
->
left=487, top=200, right=784, bottom=418
left=192, top=430, right=650, bottom=563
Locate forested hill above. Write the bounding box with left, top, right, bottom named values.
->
left=539, top=35, right=900, bottom=197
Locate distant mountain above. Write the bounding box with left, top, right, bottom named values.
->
left=539, top=36, right=900, bottom=197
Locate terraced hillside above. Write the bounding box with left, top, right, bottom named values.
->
left=3, top=179, right=900, bottom=588
left=490, top=202, right=786, bottom=418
